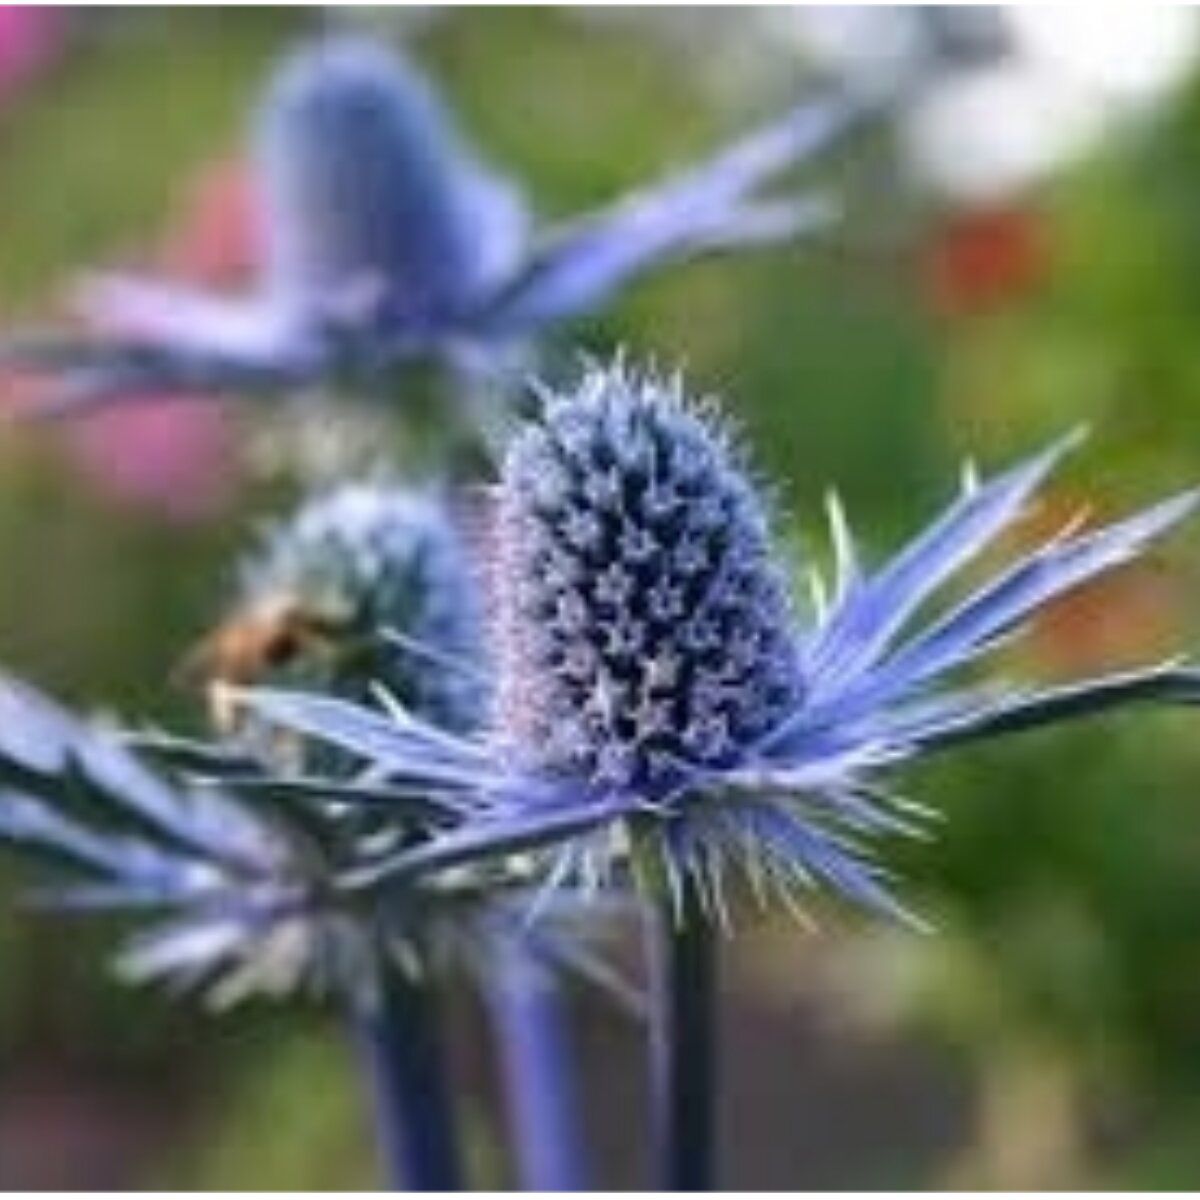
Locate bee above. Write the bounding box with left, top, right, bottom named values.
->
left=179, top=596, right=346, bottom=734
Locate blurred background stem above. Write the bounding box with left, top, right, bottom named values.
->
left=483, top=942, right=590, bottom=1189
left=350, top=964, right=463, bottom=1190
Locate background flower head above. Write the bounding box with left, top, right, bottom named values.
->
left=255, top=35, right=524, bottom=334
left=195, top=481, right=486, bottom=760
left=0, top=30, right=855, bottom=418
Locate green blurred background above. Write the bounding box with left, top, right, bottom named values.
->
left=3, top=6, right=1200, bottom=1188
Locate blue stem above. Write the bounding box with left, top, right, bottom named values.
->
left=484, top=946, right=591, bottom=1189
left=352, top=967, right=463, bottom=1190
left=650, top=884, right=716, bottom=1191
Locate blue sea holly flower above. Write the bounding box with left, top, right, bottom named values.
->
left=494, top=367, right=804, bottom=794
left=194, top=481, right=485, bottom=743
left=229, top=362, right=1200, bottom=924
left=1, top=35, right=858, bottom=417
left=256, top=38, right=526, bottom=341
left=0, top=474, right=624, bottom=1010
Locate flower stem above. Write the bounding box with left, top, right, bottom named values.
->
left=351, top=966, right=463, bottom=1190
left=484, top=944, right=591, bottom=1189
left=650, top=880, right=717, bottom=1190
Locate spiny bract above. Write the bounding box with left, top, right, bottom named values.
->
left=0, top=673, right=372, bottom=1009
left=495, top=366, right=801, bottom=793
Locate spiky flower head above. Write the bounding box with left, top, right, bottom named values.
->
left=232, top=359, right=1200, bottom=926
left=204, top=482, right=484, bottom=737
left=0, top=675, right=368, bottom=1009
left=495, top=364, right=801, bottom=793
left=0, top=34, right=858, bottom=415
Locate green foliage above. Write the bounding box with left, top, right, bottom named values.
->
left=166, top=1026, right=378, bottom=1190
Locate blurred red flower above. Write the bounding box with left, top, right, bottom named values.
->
left=925, top=205, right=1049, bottom=319
left=158, top=155, right=260, bottom=285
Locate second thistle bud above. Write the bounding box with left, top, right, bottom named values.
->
left=200, top=482, right=484, bottom=741
left=494, top=364, right=803, bottom=795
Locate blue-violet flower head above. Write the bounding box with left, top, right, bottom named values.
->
left=256, top=36, right=523, bottom=331
left=0, top=37, right=858, bottom=415
left=238, top=359, right=1200, bottom=925
left=495, top=364, right=802, bottom=793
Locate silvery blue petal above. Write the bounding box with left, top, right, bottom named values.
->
left=341, top=793, right=632, bottom=890
left=115, top=914, right=251, bottom=985
left=0, top=674, right=270, bottom=868
left=24, top=881, right=216, bottom=911
left=805, top=430, right=1086, bottom=697
left=807, top=487, right=1197, bottom=727
left=228, top=685, right=489, bottom=795
left=476, top=93, right=861, bottom=335
left=716, top=798, right=913, bottom=922
left=75, top=275, right=298, bottom=362
left=897, top=665, right=1200, bottom=752
left=0, top=789, right=158, bottom=877
left=122, top=730, right=263, bottom=778
left=0, top=336, right=322, bottom=419
left=215, top=773, right=460, bottom=821
left=861, top=490, right=1198, bottom=703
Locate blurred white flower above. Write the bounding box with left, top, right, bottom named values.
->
left=780, top=5, right=1200, bottom=201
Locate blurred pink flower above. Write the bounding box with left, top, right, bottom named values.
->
left=65, top=400, right=237, bottom=522
left=61, top=154, right=262, bottom=521
left=0, top=7, right=64, bottom=105
left=158, top=155, right=260, bottom=284
left=0, top=24, right=249, bottom=523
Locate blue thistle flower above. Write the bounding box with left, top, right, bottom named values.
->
left=199, top=481, right=485, bottom=738
left=0, top=674, right=357, bottom=1008
left=0, top=477, right=620, bottom=1016
left=0, top=482, right=598, bottom=1189
left=494, top=367, right=802, bottom=792
left=0, top=35, right=857, bottom=415
left=228, top=360, right=1200, bottom=923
